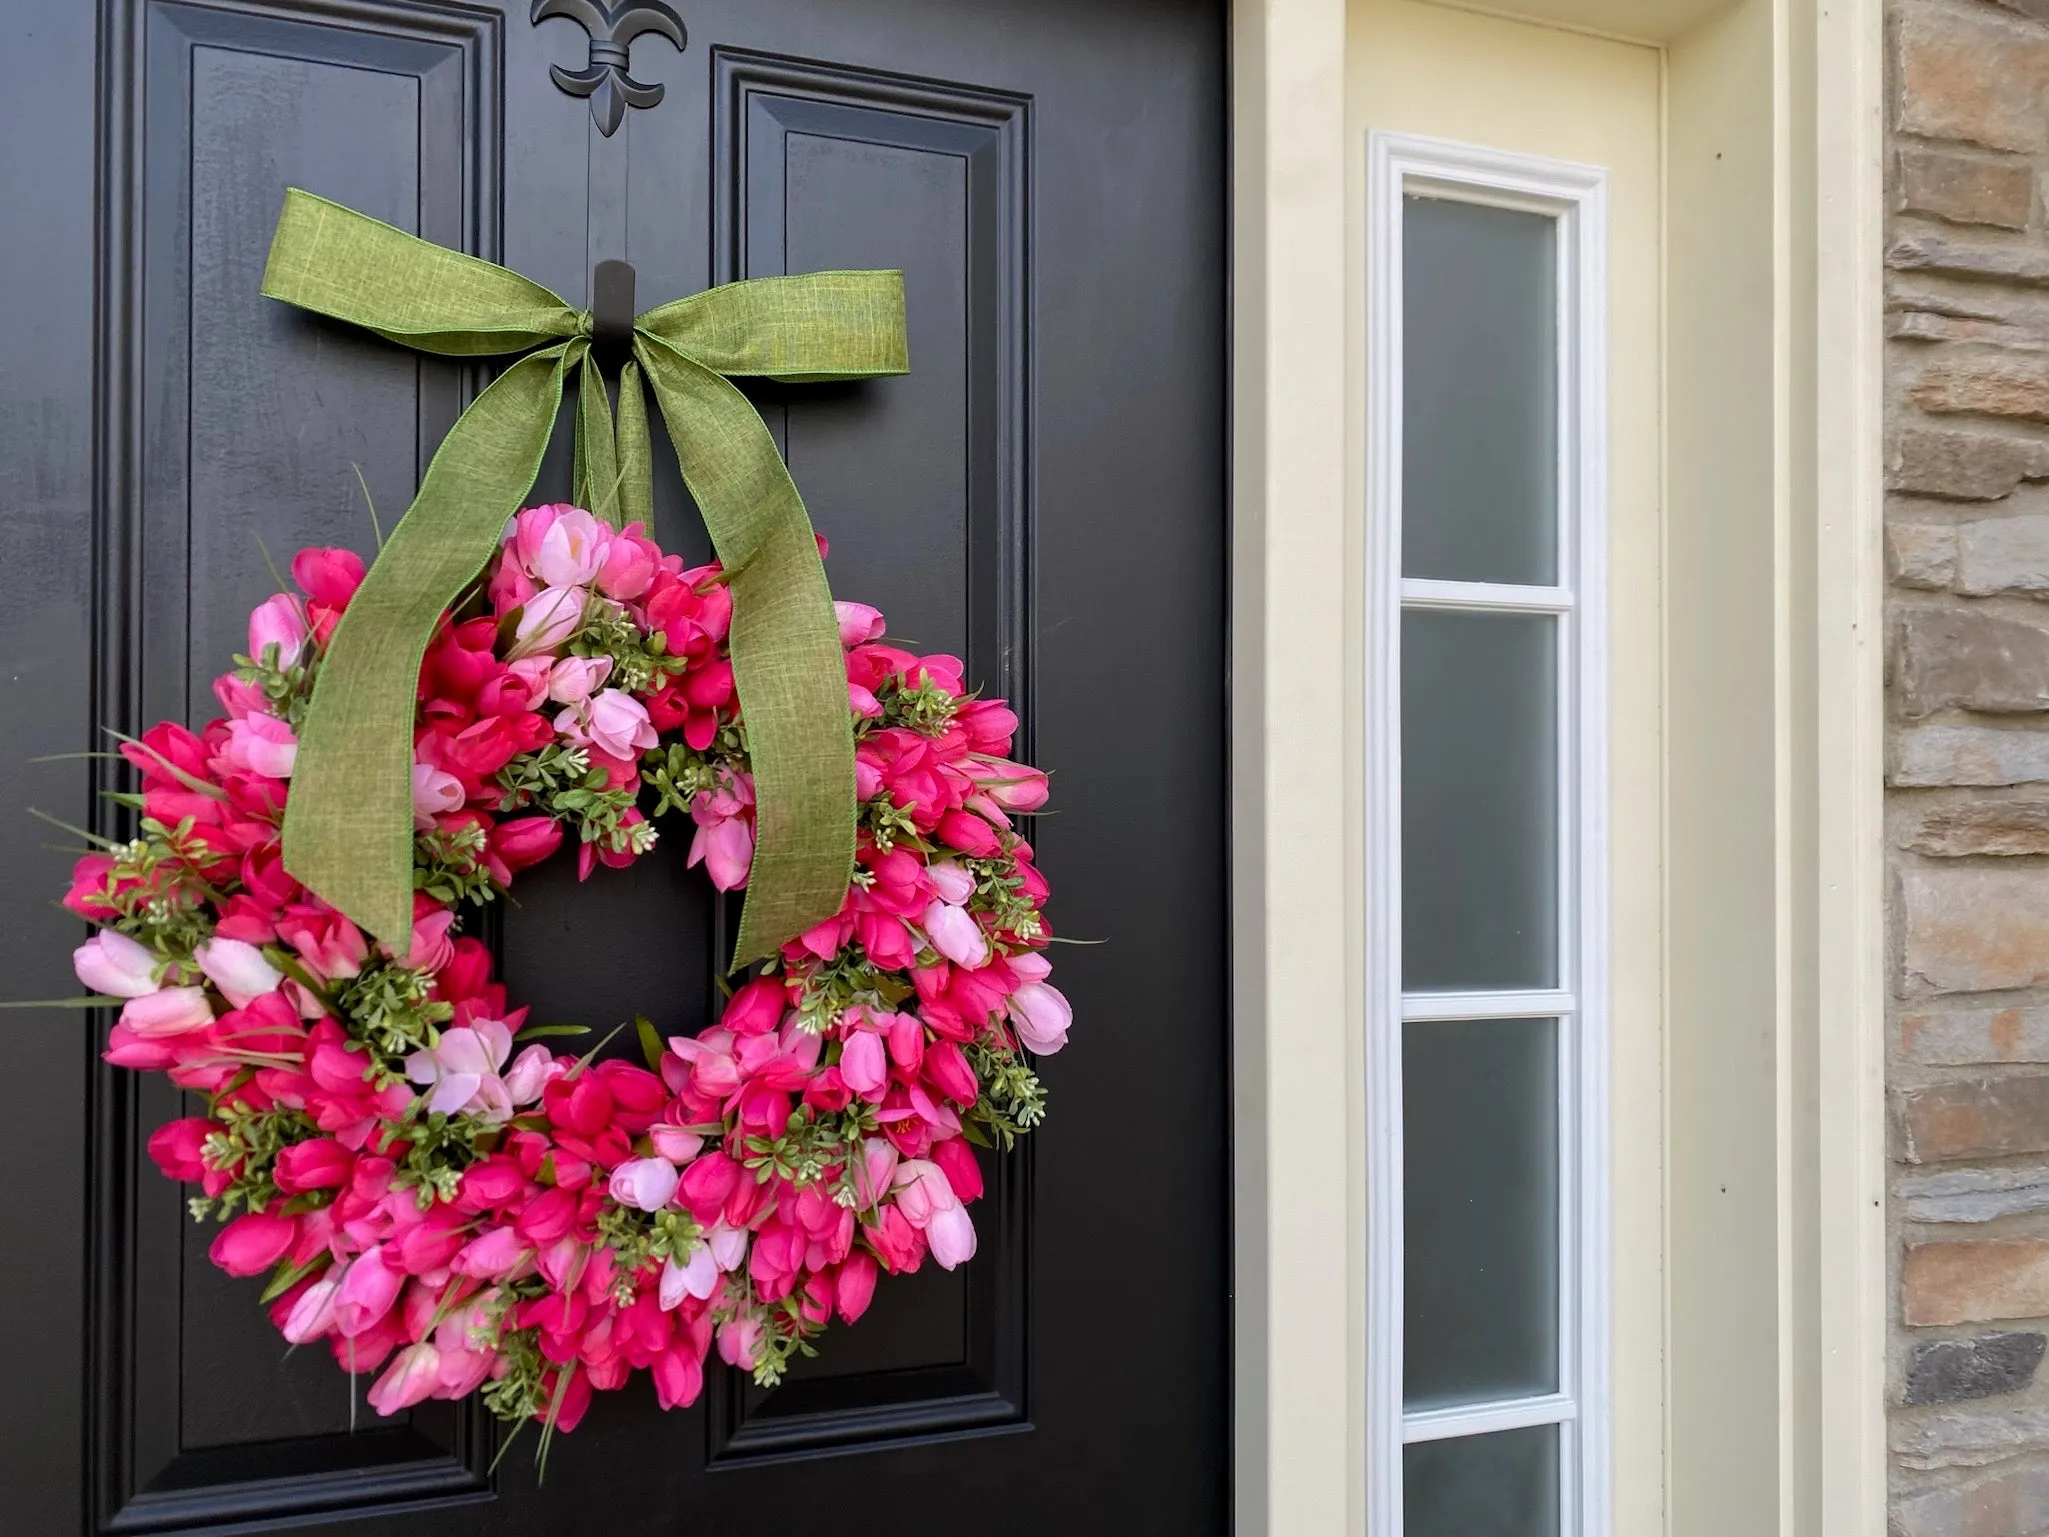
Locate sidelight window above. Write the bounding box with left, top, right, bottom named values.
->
left=1365, top=134, right=1610, bottom=1537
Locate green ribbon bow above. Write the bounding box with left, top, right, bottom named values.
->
left=259, top=188, right=907, bottom=964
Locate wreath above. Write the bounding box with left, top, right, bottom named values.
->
left=64, top=506, right=1066, bottom=1445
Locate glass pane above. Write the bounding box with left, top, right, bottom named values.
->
left=1402, top=195, right=1559, bottom=585
left=1404, top=1425, right=1561, bottom=1537
left=1400, top=609, right=1559, bottom=991
left=1404, top=1017, right=1560, bottom=1407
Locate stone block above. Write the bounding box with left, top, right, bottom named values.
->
left=1903, top=1238, right=2049, bottom=1325
left=1895, top=1404, right=2049, bottom=1470
left=1915, top=355, right=2049, bottom=423
left=1961, top=515, right=2049, bottom=594
left=1899, top=1163, right=2049, bottom=1221
left=1901, top=867, right=2049, bottom=993
left=1906, top=797, right=2049, bottom=854
left=1903, top=1004, right=2049, bottom=1063
left=1896, top=1075, right=2049, bottom=1162
left=1903, top=1332, right=2048, bottom=1404
left=1898, top=145, right=2037, bottom=228
left=1896, top=5, right=2049, bottom=153
left=1894, top=429, right=2049, bottom=502
left=1895, top=606, right=2049, bottom=716
left=1892, top=723, right=2049, bottom=785
left=1894, top=1462, right=2049, bottom=1537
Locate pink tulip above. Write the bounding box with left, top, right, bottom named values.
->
left=333, top=1244, right=404, bottom=1336
left=213, top=672, right=268, bottom=719
left=281, top=1272, right=341, bottom=1343
left=835, top=1250, right=879, bottom=1322
left=209, top=1210, right=298, bottom=1277
left=596, top=526, right=658, bottom=600
left=507, top=585, right=587, bottom=659
left=368, top=1341, right=443, bottom=1415
left=220, top=713, right=297, bottom=779
left=718, top=1312, right=764, bottom=1370
left=707, top=1221, right=749, bottom=1273
left=73, top=930, right=158, bottom=997
left=834, top=601, right=886, bottom=646
left=452, top=1226, right=530, bottom=1280
left=1009, top=982, right=1072, bottom=1054
left=194, top=937, right=282, bottom=1008
left=579, top=689, right=657, bottom=760
left=534, top=507, right=612, bottom=587
left=921, top=899, right=989, bottom=969
left=609, top=1156, right=680, bottom=1213
left=838, top=1029, right=887, bottom=1096
left=687, top=815, right=753, bottom=891
left=411, top=763, right=466, bottom=829
left=546, top=654, right=612, bottom=706
left=937, top=808, right=1001, bottom=858
left=648, top=1121, right=704, bottom=1162
left=119, top=986, right=214, bottom=1039
left=247, top=593, right=308, bottom=669
left=976, top=759, right=1050, bottom=812
left=103, top=1024, right=177, bottom=1069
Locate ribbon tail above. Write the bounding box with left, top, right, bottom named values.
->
left=282, top=347, right=572, bottom=944
left=615, top=357, right=654, bottom=530
left=636, top=336, right=855, bottom=965
left=574, top=352, right=619, bottom=519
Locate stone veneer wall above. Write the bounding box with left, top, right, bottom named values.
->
left=1887, top=1, right=2049, bottom=1530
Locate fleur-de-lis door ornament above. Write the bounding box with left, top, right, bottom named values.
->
left=531, top=0, right=688, bottom=136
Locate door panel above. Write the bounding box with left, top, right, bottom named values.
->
left=0, top=2, right=1225, bottom=1532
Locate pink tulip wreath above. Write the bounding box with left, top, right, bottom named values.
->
left=64, top=506, right=1065, bottom=1442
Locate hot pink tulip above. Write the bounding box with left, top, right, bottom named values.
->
left=835, top=1250, right=880, bottom=1322
left=273, top=1136, right=353, bottom=1195
left=247, top=593, right=308, bottom=669
left=333, top=1244, right=404, bottom=1336
left=119, top=986, right=214, bottom=1039
left=73, top=930, right=159, bottom=997
left=490, top=815, right=564, bottom=874
left=452, top=1225, right=530, bottom=1280
left=937, top=808, right=1001, bottom=858
left=921, top=899, right=989, bottom=969
left=209, top=1210, right=298, bottom=1277
left=147, top=1117, right=213, bottom=1182
left=931, top=1135, right=985, bottom=1204
left=596, top=524, right=658, bottom=600
left=292, top=546, right=365, bottom=607
left=194, top=936, right=282, bottom=1008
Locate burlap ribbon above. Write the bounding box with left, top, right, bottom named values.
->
left=260, top=189, right=907, bottom=963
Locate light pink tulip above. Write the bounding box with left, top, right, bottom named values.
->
left=922, top=899, right=989, bottom=969
left=221, top=713, right=297, bottom=779
left=195, top=937, right=282, bottom=1008
left=507, top=584, right=587, bottom=659
left=1008, top=982, right=1071, bottom=1055
left=834, top=601, right=886, bottom=646
left=926, top=861, right=976, bottom=906
left=609, top=1156, right=680, bottom=1212
left=648, top=1122, right=703, bottom=1162
left=119, top=986, right=214, bottom=1039
left=928, top=1203, right=978, bottom=1269
left=534, top=508, right=612, bottom=587
left=281, top=1272, right=341, bottom=1343
left=411, top=763, right=466, bottom=829
left=706, top=1221, right=749, bottom=1273
left=1009, top=951, right=1052, bottom=984
left=546, top=654, right=612, bottom=706
left=405, top=1019, right=542, bottom=1124
left=580, top=688, right=657, bottom=760
left=368, top=1341, right=443, bottom=1415
left=248, top=593, right=308, bottom=669
left=73, top=930, right=158, bottom=997
left=718, top=1313, right=764, bottom=1370
left=659, top=1244, right=719, bottom=1309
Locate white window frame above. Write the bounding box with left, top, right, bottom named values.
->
left=1363, top=131, right=1610, bottom=1537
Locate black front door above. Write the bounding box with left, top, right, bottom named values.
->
left=0, top=1, right=1226, bottom=1532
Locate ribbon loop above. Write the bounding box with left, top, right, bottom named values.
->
left=260, top=189, right=907, bottom=962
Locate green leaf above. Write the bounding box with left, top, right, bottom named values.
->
left=257, top=1251, right=328, bottom=1305
left=635, top=1014, right=665, bottom=1073
left=513, top=1022, right=592, bottom=1042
